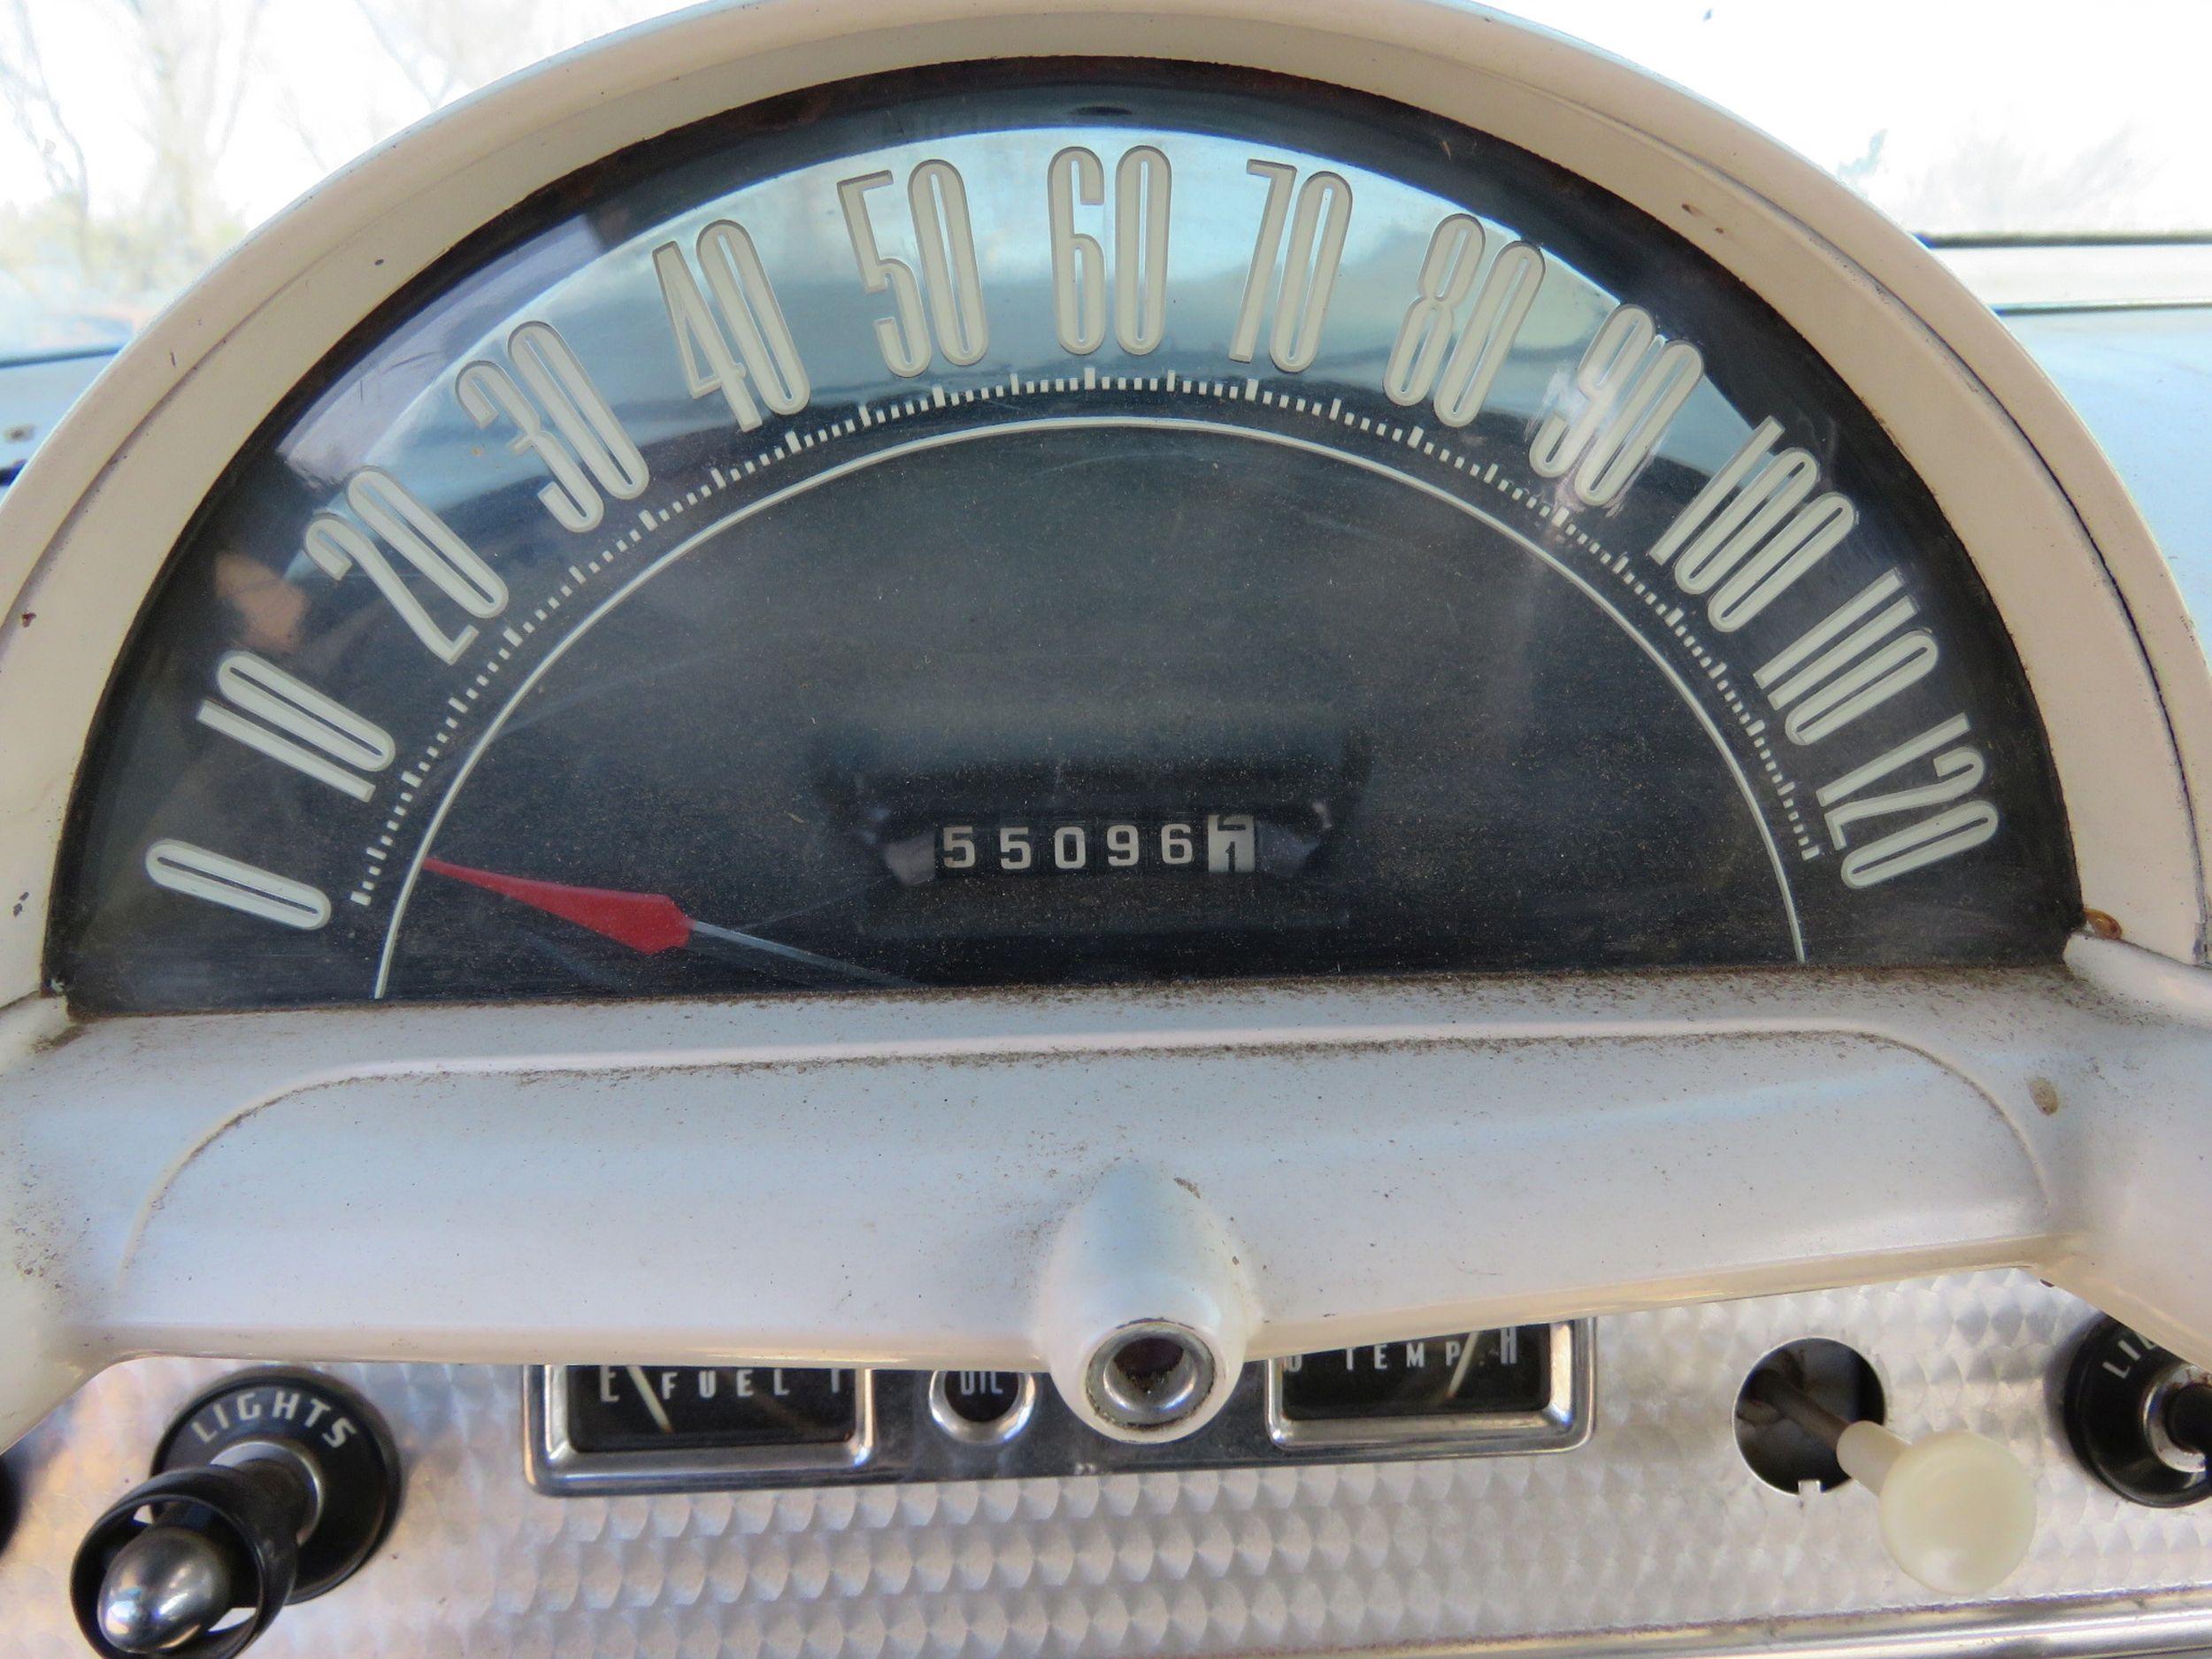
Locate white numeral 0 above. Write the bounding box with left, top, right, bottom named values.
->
left=145, top=840, right=330, bottom=931
left=457, top=321, right=648, bottom=533
left=655, top=221, right=810, bottom=431
left=1048, top=145, right=1171, bottom=356
left=838, top=162, right=988, bottom=377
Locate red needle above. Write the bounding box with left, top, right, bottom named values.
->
left=420, top=856, right=910, bottom=986
left=422, top=858, right=692, bottom=953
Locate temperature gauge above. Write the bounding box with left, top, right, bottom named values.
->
left=1266, top=1324, right=1582, bottom=1452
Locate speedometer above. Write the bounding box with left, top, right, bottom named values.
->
left=53, top=62, right=2075, bottom=1011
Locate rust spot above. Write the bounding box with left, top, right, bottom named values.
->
left=29, top=1019, right=91, bottom=1056
left=17, top=611, right=31, bottom=627
left=2083, top=909, right=2123, bottom=940
left=2029, top=1077, right=2062, bottom=1117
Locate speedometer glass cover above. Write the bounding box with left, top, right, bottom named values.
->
left=54, top=62, right=2078, bottom=1011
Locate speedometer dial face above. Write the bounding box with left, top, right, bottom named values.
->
left=56, top=64, right=2077, bottom=1011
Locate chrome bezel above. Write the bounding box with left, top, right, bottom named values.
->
left=926, top=1369, right=1039, bottom=1447
left=1263, top=1322, right=1589, bottom=1453
left=525, top=1364, right=877, bottom=1494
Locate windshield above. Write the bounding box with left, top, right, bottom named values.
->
left=0, top=0, right=2205, bottom=365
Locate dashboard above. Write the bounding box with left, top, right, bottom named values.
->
left=1, top=3, right=2210, bottom=1655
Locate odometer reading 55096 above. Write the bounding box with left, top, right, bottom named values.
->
left=937, top=815, right=1258, bottom=877
left=57, top=63, right=2074, bottom=1012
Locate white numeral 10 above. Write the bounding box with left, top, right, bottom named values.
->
left=1530, top=304, right=1703, bottom=506
left=838, top=162, right=988, bottom=376
left=195, top=651, right=394, bottom=802
left=1384, top=215, right=1544, bottom=427
left=457, top=320, right=648, bottom=533
left=654, top=220, right=810, bottom=431
left=1231, top=161, right=1352, bottom=373
left=1048, top=145, right=1171, bottom=356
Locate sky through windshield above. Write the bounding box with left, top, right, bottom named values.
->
left=0, top=0, right=2204, bottom=358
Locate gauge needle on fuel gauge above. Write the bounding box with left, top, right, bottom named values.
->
left=423, top=857, right=910, bottom=987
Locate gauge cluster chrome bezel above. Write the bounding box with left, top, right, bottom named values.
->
left=525, top=1325, right=1589, bottom=1494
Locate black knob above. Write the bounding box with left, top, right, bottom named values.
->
left=73, top=1463, right=303, bottom=1657
left=2168, top=1381, right=2212, bottom=1458
left=2062, top=1316, right=2212, bottom=1508
left=69, top=1371, right=400, bottom=1658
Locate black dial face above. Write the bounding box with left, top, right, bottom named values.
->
left=1276, top=1328, right=1552, bottom=1422
left=565, top=1365, right=862, bottom=1454
left=56, top=63, right=2077, bottom=1012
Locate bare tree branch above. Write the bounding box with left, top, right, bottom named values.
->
left=0, top=0, right=90, bottom=243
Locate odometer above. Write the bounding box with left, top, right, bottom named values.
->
left=53, top=62, right=2076, bottom=1011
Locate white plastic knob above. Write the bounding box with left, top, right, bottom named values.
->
left=1836, top=1419, right=2036, bottom=1594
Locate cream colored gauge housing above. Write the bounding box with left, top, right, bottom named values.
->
left=1, top=0, right=2209, bottom=1568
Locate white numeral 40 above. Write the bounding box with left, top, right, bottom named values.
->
left=655, top=220, right=810, bottom=431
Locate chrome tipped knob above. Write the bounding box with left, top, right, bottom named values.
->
left=95, top=1525, right=232, bottom=1652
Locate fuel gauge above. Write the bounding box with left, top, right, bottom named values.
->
left=566, top=1363, right=862, bottom=1452
left=528, top=1363, right=877, bottom=1494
